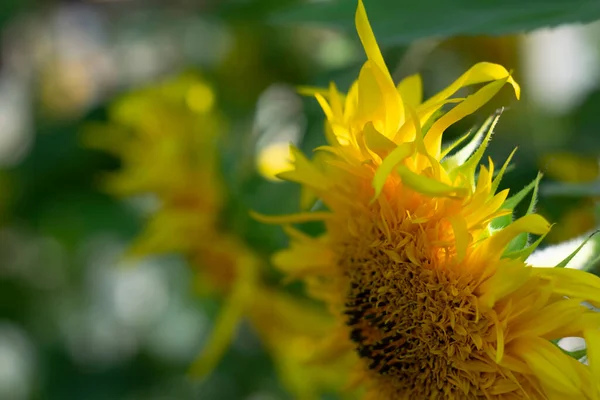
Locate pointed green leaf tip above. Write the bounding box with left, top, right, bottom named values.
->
left=397, top=165, right=468, bottom=198
left=555, top=230, right=600, bottom=268
left=504, top=231, right=548, bottom=261
left=504, top=172, right=543, bottom=254
left=492, top=173, right=542, bottom=231
left=448, top=109, right=503, bottom=186
left=491, top=147, right=517, bottom=194
left=442, top=108, right=502, bottom=171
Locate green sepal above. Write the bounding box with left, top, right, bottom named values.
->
left=501, top=173, right=543, bottom=254
left=448, top=110, right=502, bottom=185
left=491, top=147, right=517, bottom=193
left=503, top=232, right=548, bottom=260
left=492, top=173, right=542, bottom=231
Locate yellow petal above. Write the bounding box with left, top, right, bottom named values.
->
left=315, top=93, right=334, bottom=121
left=532, top=267, right=600, bottom=308
left=397, top=74, right=423, bottom=108
left=356, top=62, right=386, bottom=131
left=328, top=82, right=344, bottom=118
left=297, top=86, right=329, bottom=97
left=487, top=214, right=551, bottom=255
left=511, top=299, right=589, bottom=339
left=300, top=186, right=318, bottom=211
left=372, top=142, right=415, bottom=199
left=513, top=337, right=588, bottom=397
left=397, top=165, right=468, bottom=198
left=250, top=210, right=332, bottom=224
left=392, top=95, right=456, bottom=147
left=355, top=0, right=403, bottom=134
left=372, top=62, right=404, bottom=135
left=425, top=79, right=509, bottom=159
left=584, top=329, right=600, bottom=400
left=529, top=310, right=600, bottom=341
left=363, top=121, right=396, bottom=159
left=422, top=62, right=520, bottom=109
left=477, top=258, right=531, bottom=308
left=449, top=216, right=470, bottom=261
left=344, top=80, right=360, bottom=121
left=355, top=0, right=390, bottom=83
left=464, top=189, right=510, bottom=229
left=489, top=380, right=521, bottom=395
left=277, top=145, right=330, bottom=191
left=273, top=245, right=334, bottom=277
left=489, top=310, right=505, bottom=363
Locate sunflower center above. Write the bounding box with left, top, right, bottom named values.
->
left=340, top=216, right=494, bottom=397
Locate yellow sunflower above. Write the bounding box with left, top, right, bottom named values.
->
left=84, top=73, right=349, bottom=399
left=256, top=1, right=600, bottom=398
left=83, top=72, right=224, bottom=257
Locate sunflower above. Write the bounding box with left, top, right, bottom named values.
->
left=84, top=73, right=349, bottom=399
left=255, top=1, right=600, bottom=398
left=83, top=73, right=224, bottom=258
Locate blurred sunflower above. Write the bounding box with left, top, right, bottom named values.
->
left=84, top=72, right=348, bottom=399
left=256, top=1, right=600, bottom=398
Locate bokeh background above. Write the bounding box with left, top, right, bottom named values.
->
left=1, top=0, right=600, bottom=399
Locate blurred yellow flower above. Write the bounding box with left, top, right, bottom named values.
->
left=187, top=235, right=351, bottom=400
left=256, top=1, right=600, bottom=398
left=84, top=74, right=223, bottom=254
left=84, top=72, right=347, bottom=399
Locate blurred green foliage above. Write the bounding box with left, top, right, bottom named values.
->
left=272, top=0, right=600, bottom=46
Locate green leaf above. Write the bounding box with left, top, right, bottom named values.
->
left=441, top=113, right=493, bottom=170
left=491, top=148, right=517, bottom=194
left=504, top=232, right=547, bottom=261
left=552, top=339, right=587, bottom=361
left=504, top=173, right=542, bottom=253
left=561, top=347, right=588, bottom=361
left=491, top=174, right=541, bottom=230
left=555, top=231, right=599, bottom=268
left=271, top=0, right=600, bottom=47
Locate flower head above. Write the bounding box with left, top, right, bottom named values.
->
left=257, top=1, right=600, bottom=398
left=85, top=73, right=350, bottom=398
left=84, top=72, right=224, bottom=258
